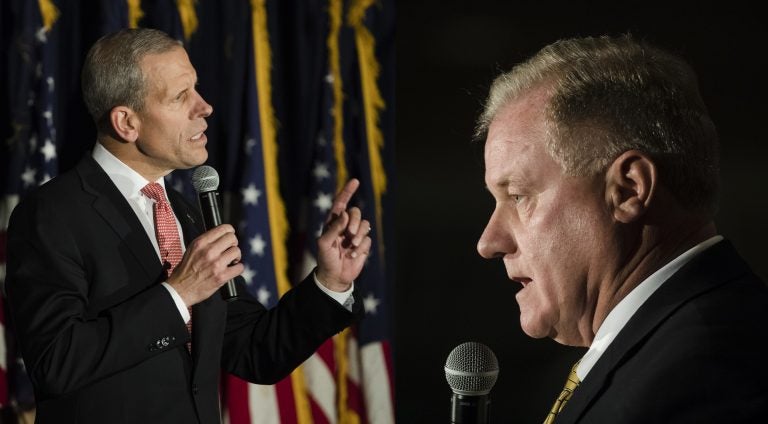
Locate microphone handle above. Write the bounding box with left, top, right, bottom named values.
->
left=451, top=393, right=490, bottom=424
left=198, top=190, right=239, bottom=301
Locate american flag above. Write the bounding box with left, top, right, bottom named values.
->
left=337, top=0, right=396, bottom=421
left=0, top=0, right=394, bottom=421
left=1, top=0, right=61, bottom=413
left=222, top=0, right=395, bottom=422
left=295, top=0, right=397, bottom=420
left=222, top=1, right=313, bottom=422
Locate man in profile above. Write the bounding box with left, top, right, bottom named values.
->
left=476, top=35, right=768, bottom=422
left=6, top=28, right=372, bottom=423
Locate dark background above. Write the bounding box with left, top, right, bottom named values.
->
left=394, top=1, right=767, bottom=422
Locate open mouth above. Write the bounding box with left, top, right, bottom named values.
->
left=512, top=277, right=532, bottom=288
left=190, top=131, right=205, bottom=141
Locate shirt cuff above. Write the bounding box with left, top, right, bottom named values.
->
left=161, top=282, right=191, bottom=323
left=313, top=272, right=355, bottom=312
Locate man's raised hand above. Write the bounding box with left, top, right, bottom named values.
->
left=316, top=179, right=372, bottom=292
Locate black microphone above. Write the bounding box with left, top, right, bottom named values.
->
left=444, top=341, right=499, bottom=424
left=191, top=165, right=239, bottom=301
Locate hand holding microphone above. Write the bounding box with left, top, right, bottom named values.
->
left=166, top=166, right=243, bottom=306
left=191, top=166, right=239, bottom=301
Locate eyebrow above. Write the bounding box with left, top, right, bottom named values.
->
left=169, top=77, right=198, bottom=100
left=486, top=174, right=529, bottom=192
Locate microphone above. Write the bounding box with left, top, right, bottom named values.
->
left=191, top=165, right=239, bottom=301
left=444, top=342, right=499, bottom=424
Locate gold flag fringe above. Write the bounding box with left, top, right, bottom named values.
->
left=127, top=0, right=144, bottom=28
left=348, top=0, right=387, bottom=263
left=175, top=0, right=199, bottom=41
left=328, top=0, right=348, bottom=191
left=37, top=0, right=60, bottom=31
left=336, top=327, right=360, bottom=424
left=250, top=0, right=313, bottom=422
left=328, top=1, right=360, bottom=420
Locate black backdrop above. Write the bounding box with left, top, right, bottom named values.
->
left=394, top=1, right=767, bottom=422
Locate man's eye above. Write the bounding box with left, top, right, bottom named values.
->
left=511, top=194, right=523, bottom=203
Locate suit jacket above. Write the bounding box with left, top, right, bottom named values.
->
left=555, top=240, right=768, bottom=423
left=6, top=156, right=361, bottom=424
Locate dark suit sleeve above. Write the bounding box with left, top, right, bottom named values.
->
left=168, top=186, right=361, bottom=384
left=221, top=274, right=362, bottom=384
left=5, top=193, right=190, bottom=398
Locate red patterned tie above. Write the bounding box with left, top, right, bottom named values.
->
left=141, top=182, right=192, bottom=353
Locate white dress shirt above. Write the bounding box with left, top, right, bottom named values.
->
left=576, top=235, right=724, bottom=381
left=91, top=143, right=353, bottom=323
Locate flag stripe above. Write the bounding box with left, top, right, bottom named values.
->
left=308, top=397, right=331, bottom=424
left=345, top=334, right=361, bottom=386
left=361, top=343, right=395, bottom=424
left=225, top=376, right=253, bottom=424
left=248, top=384, right=281, bottom=424
left=275, top=378, right=299, bottom=423
left=303, top=354, right=337, bottom=421
left=381, top=342, right=395, bottom=404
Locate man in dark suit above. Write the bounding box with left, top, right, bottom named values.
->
left=475, top=35, right=768, bottom=422
left=6, top=28, right=372, bottom=423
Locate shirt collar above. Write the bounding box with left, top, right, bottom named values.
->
left=92, top=142, right=167, bottom=200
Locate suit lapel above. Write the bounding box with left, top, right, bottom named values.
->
left=76, top=155, right=163, bottom=282
left=168, top=189, right=202, bottom=245
left=558, top=241, right=751, bottom=423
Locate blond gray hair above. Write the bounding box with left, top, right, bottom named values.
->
left=81, top=28, right=181, bottom=130
left=477, top=35, right=720, bottom=216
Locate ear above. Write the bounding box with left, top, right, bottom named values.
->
left=108, top=106, right=140, bottom=143
left=605, top=150, right=657, bottom=223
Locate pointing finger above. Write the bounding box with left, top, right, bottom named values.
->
left=327, top=179, right=360, bottom=222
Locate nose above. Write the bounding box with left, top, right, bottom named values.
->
left=477, top=208, right=515, bottom=259
left=193, top=90, right=213, bottom=118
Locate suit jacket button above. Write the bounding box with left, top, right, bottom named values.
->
left=192, top=384, right=199, bottom=395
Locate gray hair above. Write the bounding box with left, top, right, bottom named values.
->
left=477, top=35, right=720, bottom=216
left=81, top=28, right=181, bottom=129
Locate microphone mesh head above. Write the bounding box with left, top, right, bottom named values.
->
left=191, top=165, right=220, bottom=193
left=444, top=341, right=499, bottom=395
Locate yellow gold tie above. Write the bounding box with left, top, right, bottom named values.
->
left=543, top=361, right=580, bottom=424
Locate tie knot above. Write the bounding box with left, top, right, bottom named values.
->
left=565, top=361, right=580, bottom=391
left=141, top=182, right=167, bottom=203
